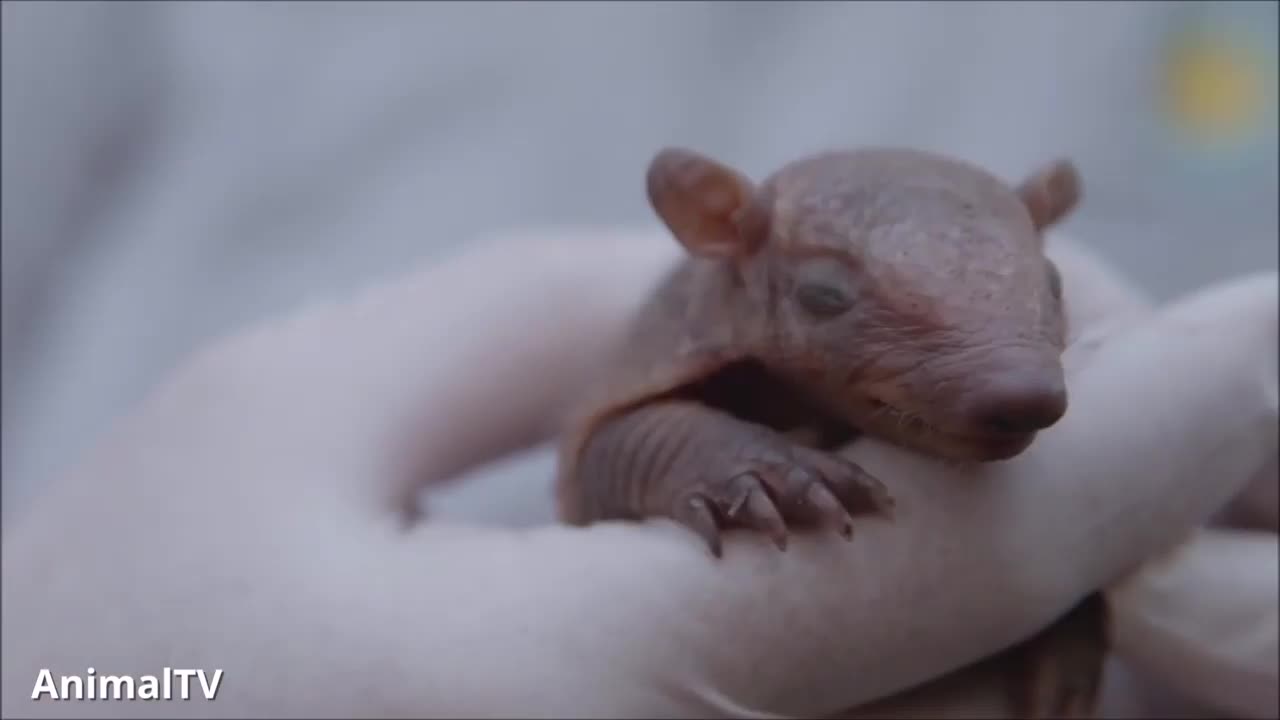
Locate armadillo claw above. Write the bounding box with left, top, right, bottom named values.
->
left=724, top=473, right=790, bottom=550
left=797, top=448, right=896, bottom=519
left=673, top=494, right=723, bottom=558
left=671, top=448, right=891, bottom=557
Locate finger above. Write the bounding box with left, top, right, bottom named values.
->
left=1107, top=527, right=1279, bottom=720
left=151, top=227, right=680, bottom=512
left=358, top=269, right=1275, bottom=718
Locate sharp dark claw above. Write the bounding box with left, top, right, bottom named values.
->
left=717, top=472, right=788, bottom=551
left=819, top=454, right=895, bottom=517
left=805, top=482, right=854, bottom=535
left=677, top=494, right=722, bottom=558
left=838, top=519, right=854, bottom=541
left=736, top=485, right=789, bottom=551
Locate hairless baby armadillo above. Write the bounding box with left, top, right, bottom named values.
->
left=555, top=146, right=1107, bottom=718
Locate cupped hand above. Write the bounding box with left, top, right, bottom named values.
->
left=1, top=227, right=1274, bottom=719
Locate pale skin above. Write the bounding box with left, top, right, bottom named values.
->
left=558, top=148, right=1098, bottom=717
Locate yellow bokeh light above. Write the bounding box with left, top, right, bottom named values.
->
left=1163, top=31, right=1270, bottom=143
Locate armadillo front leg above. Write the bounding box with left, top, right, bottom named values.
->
left=566, top=399, right=894, bottom=556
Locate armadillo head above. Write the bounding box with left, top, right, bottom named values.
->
left=646, top=145, right=1079, bottom=461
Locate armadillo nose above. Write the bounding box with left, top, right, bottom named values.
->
left=972, top=369, right=1068, bottom=435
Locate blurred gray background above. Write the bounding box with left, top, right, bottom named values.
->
left=3, top=1, right=1277, bottom=523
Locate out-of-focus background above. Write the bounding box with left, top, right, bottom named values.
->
left=3, top=1, right=1277, bottom=524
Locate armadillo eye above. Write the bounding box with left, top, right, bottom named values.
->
left=795, top=282, right=853, bottom=318
left=792, top=257, right=856, bottom=319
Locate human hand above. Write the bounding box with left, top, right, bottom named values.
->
left=1099, top=457, right=1278, bottom=719
left=1045, top=244, right=1278, bottom=720
left=2, top=227, right=1274, bottom=719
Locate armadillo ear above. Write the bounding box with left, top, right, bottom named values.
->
left=1017, top=159, right=1082, bottom=234
left=646, top=147, right=762, bottom=259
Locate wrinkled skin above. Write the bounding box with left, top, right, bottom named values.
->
left=730, top=149, right=1073, bottom=461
